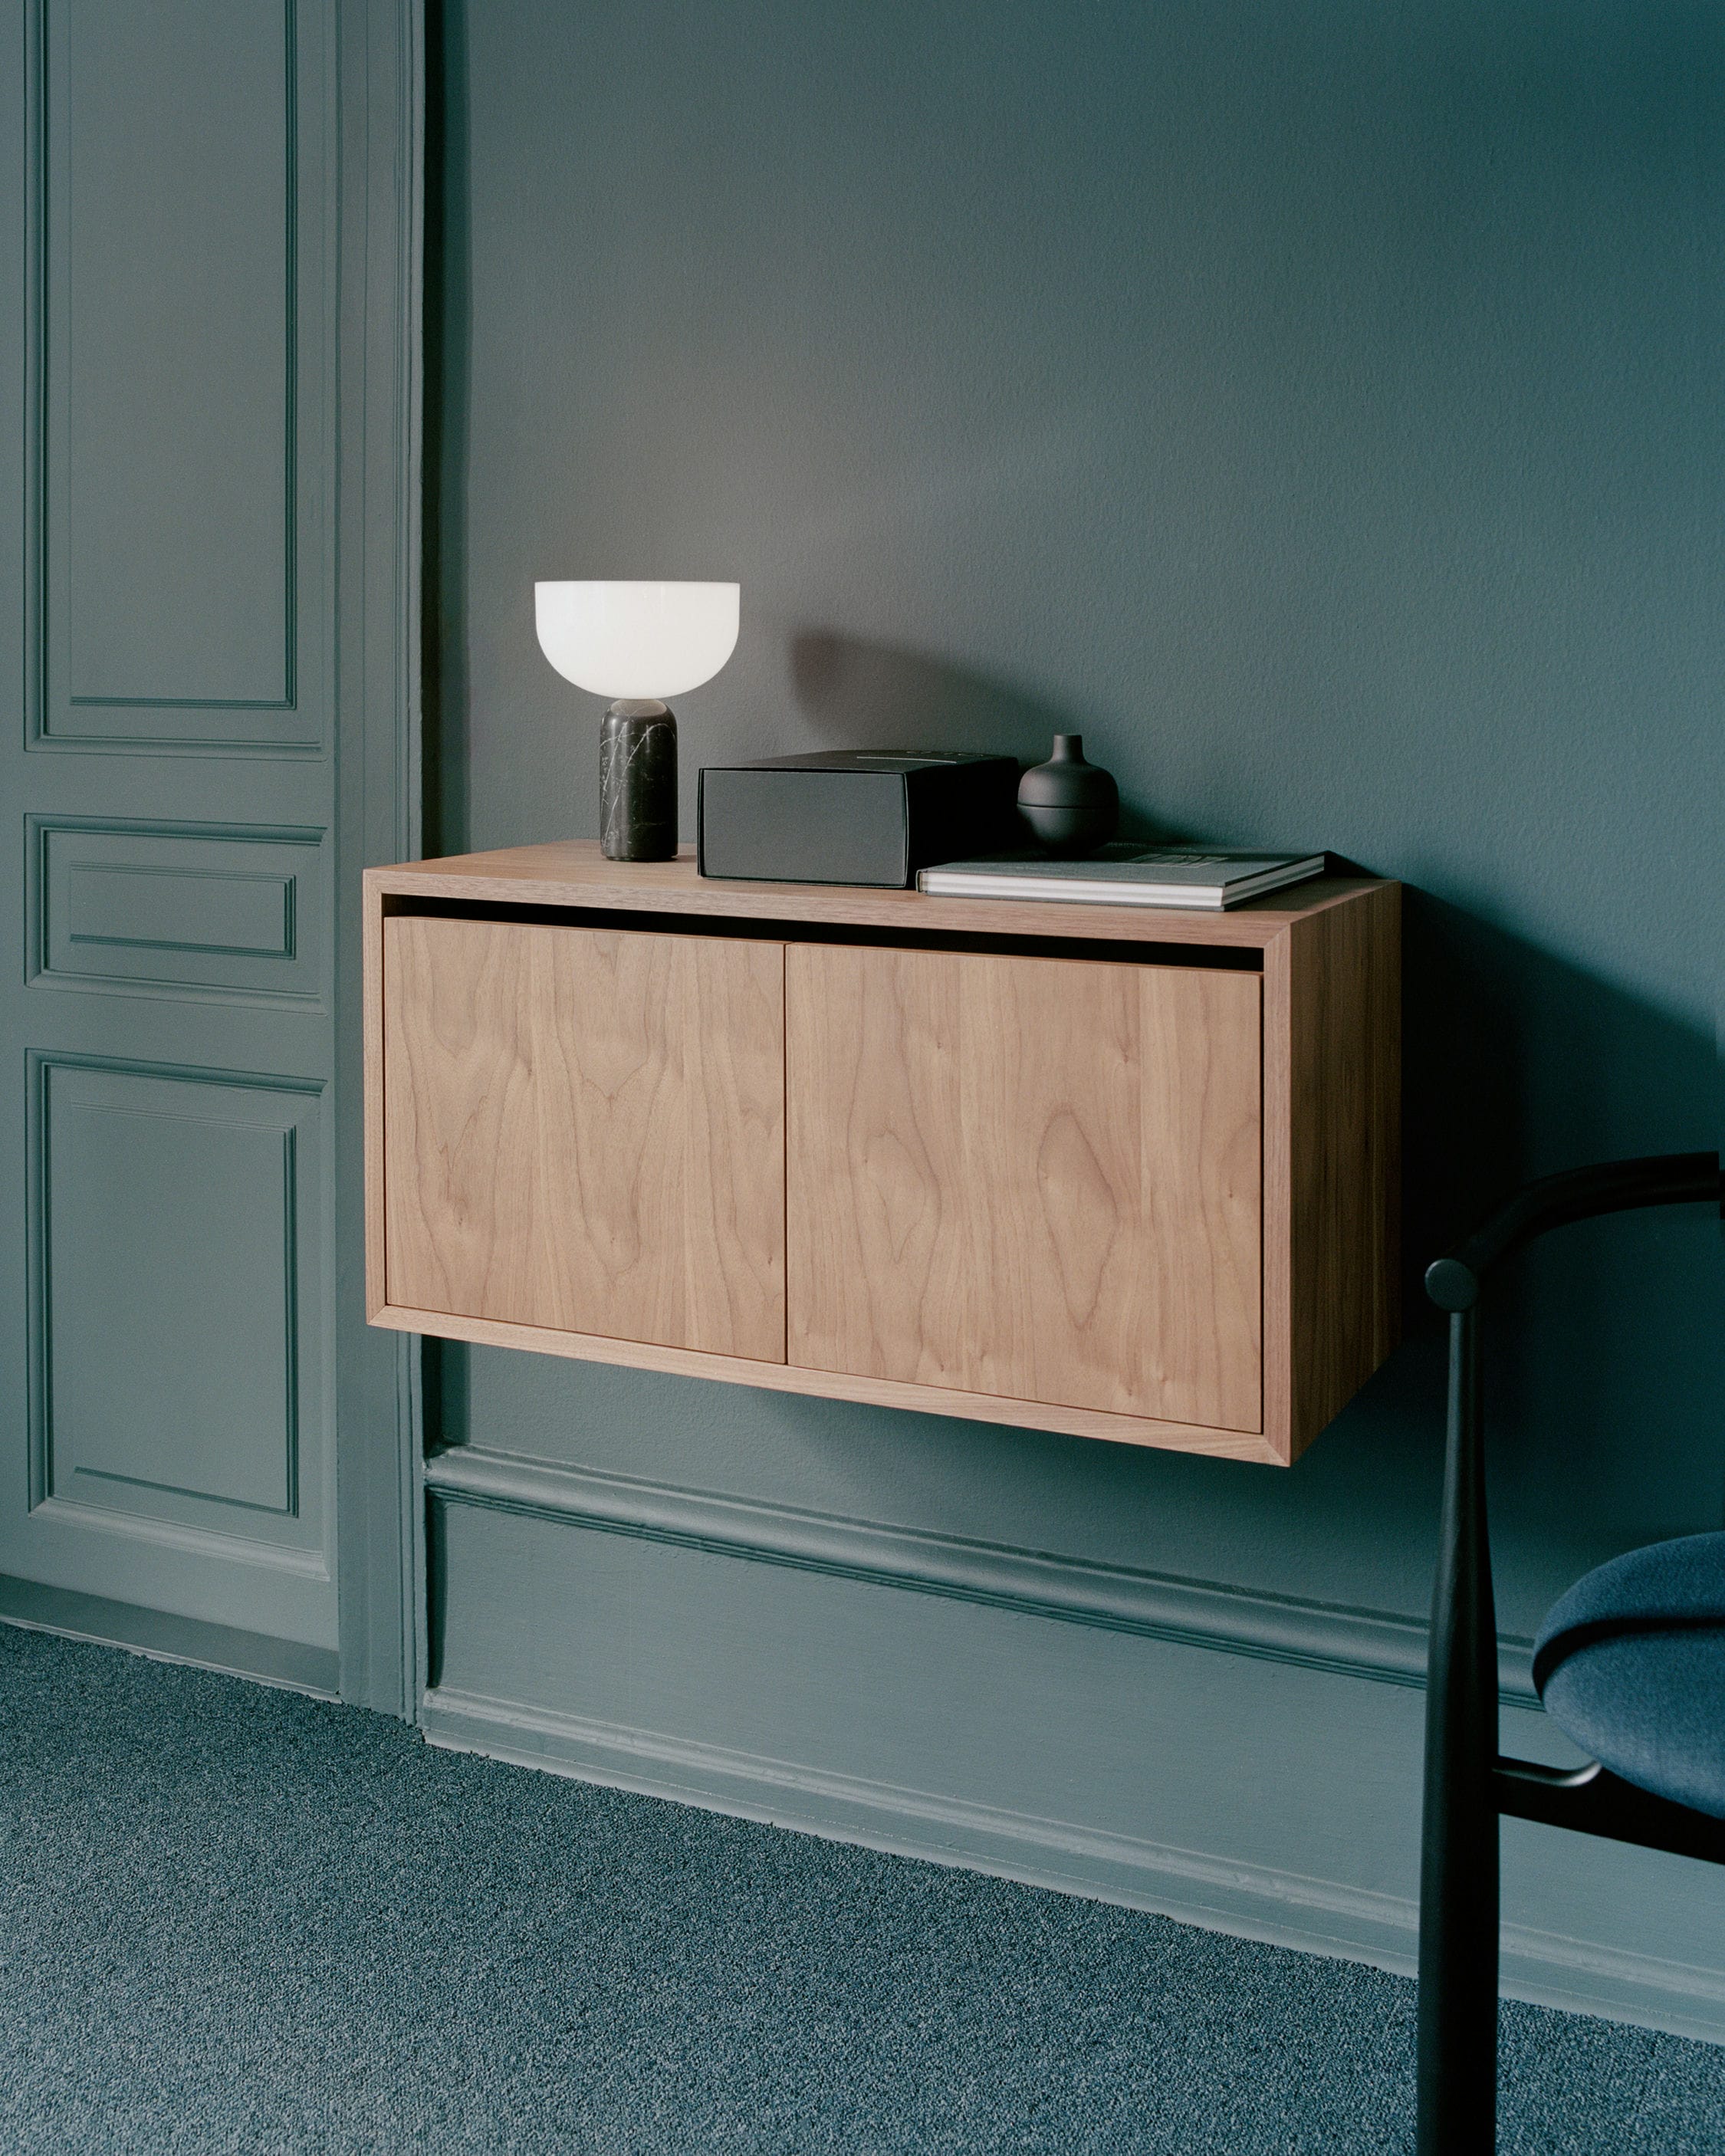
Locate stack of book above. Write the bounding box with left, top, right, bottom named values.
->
left=916, top=844, right=1327, bottom=911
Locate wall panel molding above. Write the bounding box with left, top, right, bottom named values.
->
left=27, top=1497, right=330, bottom=1580
left=0, top=1573, right=338, bottom=1695
left=418, top=1681, right=1725, bottom=2046
left=2, top=0, right=420, bottom=1691
left=21, top=0, right=44, bottom=754
left=61, top=0, right=300, bottom=715
left=27, top=814, right=327, bottom=1004
left=27, top=1051, right=327, bottom=1547
left=424, top=1443, right=1539, bottom=1702
left=27, top=0, right=333, bottom=753
left=329, top=0, right=426, bottom=1712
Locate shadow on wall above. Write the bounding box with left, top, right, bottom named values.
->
left=785, top=891, right=1723, bottom=1619
left=429, top=885, right=1723, bottom=1629
left=790, top=629, right=1181, bottom=842
left=1392, top=896, right=1724, bottom=1599
left=1242, top=892, right=1725, bottom=1629
left=791, top=629, right=1064, bottom=763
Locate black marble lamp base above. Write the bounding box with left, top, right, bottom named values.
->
left=600, top=699, right=678, bottom=861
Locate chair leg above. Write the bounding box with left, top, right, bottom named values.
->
left=1418, top=1768, right=1499, bottom=2151
left=1417, top=1308, right=1500, bottom=2154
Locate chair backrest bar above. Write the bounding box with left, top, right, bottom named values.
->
left=1425, top=1152, right=1721, bottom=1313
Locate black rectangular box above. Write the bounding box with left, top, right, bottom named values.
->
left=697, top=751, right=1020, bottom=887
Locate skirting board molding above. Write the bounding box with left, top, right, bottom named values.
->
left=424, top=1444, right=1540, bottom=1702
left=419, top=1681, right=1725, bottom=2047
left=0, top=1573, right=340, bottom=1698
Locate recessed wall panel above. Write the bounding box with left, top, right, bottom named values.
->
left=38, top=0, right=327, bottom=750
left=69, top=866, right=290, bottom=955
left=38, top=1061, right=322, bottom=1527
left=63, top=2, right=290, bottom=707
left=34, top=820, right=323, bottom=1000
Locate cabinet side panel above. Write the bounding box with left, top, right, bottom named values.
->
left=383, top=916, right=785, bottom=1362
left=364, top=879, right=387, bottom=1320
left=1283, top=886, right=1402, bottom=1456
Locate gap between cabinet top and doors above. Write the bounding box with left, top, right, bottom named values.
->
left=362, top=844, right=1403, bottom=1464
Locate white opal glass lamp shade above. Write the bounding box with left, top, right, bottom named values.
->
left=534, top=580, right=740, bottom=701
left=534, top=579, right=739, bottom=864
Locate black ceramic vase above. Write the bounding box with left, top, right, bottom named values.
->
left=1017, top=734, right=1119, bottom=855
left=600, top=699, right=678, bottom=861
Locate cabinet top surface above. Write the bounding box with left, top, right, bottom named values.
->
left=366, top=841, right=1395, bottom=950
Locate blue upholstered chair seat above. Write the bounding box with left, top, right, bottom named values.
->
left=1533, top=1533, right=1725, bottom=1820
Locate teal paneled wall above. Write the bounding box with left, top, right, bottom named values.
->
left=0, top=0, right=343, bottom=1658
left=429, top=0, right=1725, bottom=2026
left=0, top=0, right=419, bottom=1708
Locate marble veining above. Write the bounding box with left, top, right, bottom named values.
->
left=600, top=702, right=678, bottom=861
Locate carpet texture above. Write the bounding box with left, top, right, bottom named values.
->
left=2, top=1623, right=1721, bottom=2154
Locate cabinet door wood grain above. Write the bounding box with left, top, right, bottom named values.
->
left=787, top=946, right=1262, bottom=1431
left=384, top=917, right=785, bottom=1362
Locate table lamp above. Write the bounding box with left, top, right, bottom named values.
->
left=534, top=580, right=740, bottom=861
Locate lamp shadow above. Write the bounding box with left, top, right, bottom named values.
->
left=789, top=631, right=1066, bottom=764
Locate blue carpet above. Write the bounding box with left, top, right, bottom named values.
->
left=2, top=1624, right=1721, bottom=2153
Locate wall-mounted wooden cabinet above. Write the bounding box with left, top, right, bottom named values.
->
left=366, top=845, right=1399, bottom=1464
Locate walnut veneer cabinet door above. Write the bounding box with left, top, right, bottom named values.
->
left=384, top=916, right=785, bottom=1362
left=787, top=946, right=1262, bottom=1431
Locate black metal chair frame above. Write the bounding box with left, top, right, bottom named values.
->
left=1417, top=1149, right=1725, bottom=2154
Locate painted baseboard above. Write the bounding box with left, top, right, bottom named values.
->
left=424, top=1443, right=1540, bottom=1701
left=0, top=1573, right=340, bottom=1698
left=419, top=1680, right=1725, bottom=2047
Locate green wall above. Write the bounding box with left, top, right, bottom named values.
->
left=426, top=0, right=1725, bottom=2032
left=0, top=0, right=419, bottom=1710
